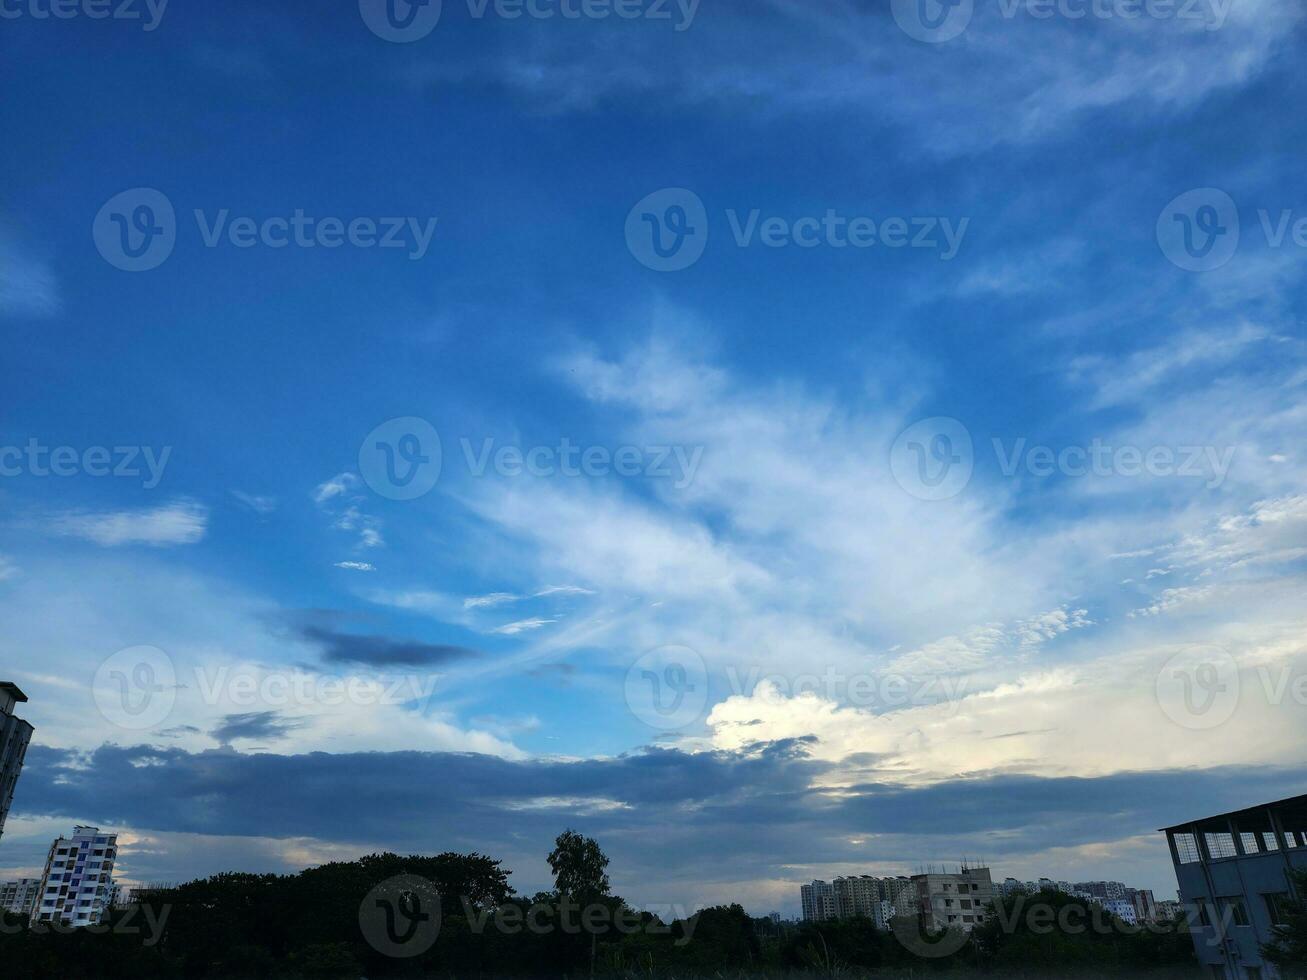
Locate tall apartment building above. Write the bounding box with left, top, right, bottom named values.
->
left=33, top=826, right=119, bottom=927
left=1127, top=887, right=1158, bottom=923
left=1074, top=879, right=1128, bottom=901
left=832, top=875, right=898, bottom=928
left=0, top=682, right=34, bottom=844
left=0, top=877, right=41, bottom=918
left=801, top=875, right=920, bottom=924
left=881, top=876, right=918, bottom=917
left=914, top=866, right=994, bottom=932
left=1162, top=793, right=1307, bottom=979
left=800, top=880, right=837, bottom=922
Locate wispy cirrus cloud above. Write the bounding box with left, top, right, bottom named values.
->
left=0, top=227, right=58, bottom=318
left=490, top=617, right=557, bottom=635
left=45, top=500, right=208, bottom=547
left=230, top=490, right=277, bottom=514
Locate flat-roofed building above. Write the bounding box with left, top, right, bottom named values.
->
left=0, top=682, right=34, bottom=844
left=913, top=866, right=994, bottom=932
left=0, top=878, right=41, bottom=917
left=1161, top=793, right=1307, bottom=979
left=800, top=880, right=836, bottom=922
left=33, top=826, right=119, bottom=927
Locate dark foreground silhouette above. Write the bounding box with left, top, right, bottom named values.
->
left=5, top=831, right=1301, bottom=979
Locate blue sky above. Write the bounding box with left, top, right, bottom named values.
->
left=3, top=0, right=1307, bottom=915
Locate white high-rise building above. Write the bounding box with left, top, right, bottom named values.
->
left=0, top=878, right=41, bottom=917
left=0, top=682, right=34, bottom=845
left=800, top=880, right=837, bottom=921
left=801, top=874, right=921, bottom=925
left=33, top=826, right=119, bottom=927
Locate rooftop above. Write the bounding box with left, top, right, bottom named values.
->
left=1158, top=792, right=1307, bottom=832
left=0, top=681, right=29, bottom=703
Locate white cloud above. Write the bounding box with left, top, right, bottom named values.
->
left=490, top=617, right=557, bottom=635
left=533, top=585, right=596, bottom=598
left=0, top=228, right=58, bottom=318
left=231, top=491, right=277, bottom=514
left=405, top=0, right=1301, bottom=155
left=0, top=553, right=526, bottom=760
left=465, top=592, right=521, bottom=609
left=313, top=472, right=356, bottom=504
left=46, top=501, right=208, bottom=547
left=333, top=561, right=375, bottom=572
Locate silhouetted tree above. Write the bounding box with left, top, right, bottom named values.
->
left=1265, top=869, right=1307, bottom=978
left=547, top=829, right=611, bottom=902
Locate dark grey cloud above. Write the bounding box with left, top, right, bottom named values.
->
left=528, top=663, right=575, bottom=683
left=14, top=740, right=1307, bottom=904
left=300, top=624, right=478, bottom=667
left=210, top=711, right=304, bottom=746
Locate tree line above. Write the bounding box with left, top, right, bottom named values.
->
left=3, top=831, right=1306, bottom=978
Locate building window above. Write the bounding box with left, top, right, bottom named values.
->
left=1240, top=833, right=1259, bottom=854
left=1223, top=898, right=1250, bottom=927
left=1174, top=833, right=1202, bottom=864
left=1206, top=833, right=1238, bottom=859
left=1262, top=832, right=1280, bottom=851
left=1265, top=893, right=1290, bottom=925
left=1285, top=833, right=1299, bottom=849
